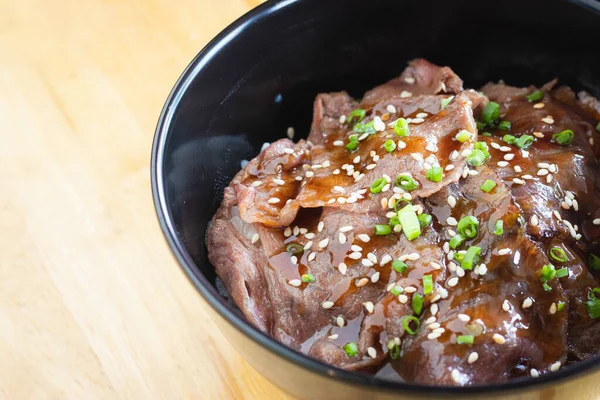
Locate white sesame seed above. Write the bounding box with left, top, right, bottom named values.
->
left=398, top=294, right=409, bottom=304
left=404, top=76, right=415, bottom=84
left=362, top=258, right=374, bottom=267
left=318, top=221, right=324, bottom=232
left=251, top=233, right=260, bottom=244
left=304, top=241, right=313, bottom=251
left=268, top=197, right=281, bottom=204
left=358, top=133, right=369, bottom=141
left=290, top=256, right=298, bottom=265
left=461, top=149, right=472, bottom=158
left=283, top=148, right=295, bottom=154
left=450, top=150, right=459, bottom=161
left=541, top=116, right=554, bottom=124
left=493, top=334, right=506, bottom=344
left=353, top=155, right=361, bottom=164
left=537, top=168, right=549, bottom=176
left=349, top=252, right=362, bottom=260
left=407, top=253, right=420, bottom=261
left=338, top=232, right=347, bottom=244
left=322, top=301, right=334, bottom=309
left=337, top=316, right=345, bottom=327
left=351, top=245, right=362, bottom=252
left=371, top=272, right=380, bottom=283
left=380, top=255, right=392, bottom=266
left=366, top=253, right=377, bottom=264
left=333, top=169, right=340, bottom=175
left=593, top=219, right=600, bottom=226
left=400, top=90, right=412, bottom=98
left=533, top=102, right=545, bottom=109
left=293, top=226, right=300, bottom=236
left=446, top=217, right=458, bottom=226
left=308, top=252, right=316, bottom=261
left=339, top=115, right=346, bottom=124
left=522, top=297, right=533, bottom=308
left=530, top=215, right=539, bottom=227
left=363, top=301, right=374, bottom=314
left=502, top=300, right=511, bottom=312
left=428, top=323, right=441, bottom=330
left=468, top=352, right=479, bottom=364
left=514, top=165, right=522, bottom=173
left=430, top=303, right=439, bottom=316
left=319, top=238, right=330, bottom=249
left=456, top=267, right=465, bottom=278
left=366, top=347, right=377, bottom=359
left=447, top=196, right=457, bottom=208
left=445, top=164, right=455, bottom=172
left=305, top=232, right=316, bottom=239
left=433, top=327, right=445, bottom=335
left=549, top=302, right=557, bottom=314
left=458, top=314, right=470, bottom=322
left=337, top=262, right=347, bottom=274
left=504, top=154, right=515, bottom=161
left=305, top=170, right=314, bottom=178
left=498, top=248, right=512, bottom=256
left=443, top=242, right=450, bottom=253
left=550, top=361, right=561, bottom=372
left=251, top=180, right=263, bottom=187
left=530, top=368, right=539, bottom=378
left=573, top=199, right=579, bottom=211
left=328, top=334, right=339, bottom=341
left=513, top=251, right=521, bottom=264
left=356, top=278, right=369, bottom=287
left=289, top=279, right=302, bottom=287
left=333, top=140, right=344, bottom=147
left=356, top=234, right=370, bottom=243
left=448, top=261, right=457, bottom=272
left=430, top=261, right=442, bottom=270
left=411, top=152, right=424, bottom=162
left=451, top=369, right=461, bottom=384
left=427, top=332, right=442, bottom=340
left=499, top=146, right=511, bottom=152
left=447, top=277, right=459, bottom=287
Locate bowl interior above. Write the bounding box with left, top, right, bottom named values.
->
left=153, top=0, right=600, bottom=390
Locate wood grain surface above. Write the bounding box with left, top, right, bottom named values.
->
left=0, top=0, right=294, bottom=398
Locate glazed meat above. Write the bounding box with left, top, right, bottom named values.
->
left=207, top=59, right=600, bottom=385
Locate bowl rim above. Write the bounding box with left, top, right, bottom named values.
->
left=150, top=0, right=600, bottom=395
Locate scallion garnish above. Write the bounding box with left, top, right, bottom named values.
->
left=557, top=301, right=565, bottom=312
left=456, top=335, right=475, bottom=345
left=401, top=315, right=420, bottom=335
left=526, top=90, right=543, bottom=102
left=301, top=273, right=316, bottom=283
left=346, top=135, right=359, bottom=152
left=457, top=216, right=479, bottom=239
left=480, top=179, right=497, bottom=193
left=353, top=120, right=376, bottom=134
left=588, top=254, right=600, bottom=271
left=449, top=233, right=466, bottom=249
left=498, top=120, right=511, bottom=131
left=543, top=282, right=552, bottom=292
left=418, top=213, right=432, bottom=227
left=597, top=122, right=600, bottom=132
left=391, top=286, right=403, bottom=296
left=516, top=134, right=534, bottom=149
left=549, top=247, right=568, bottom=263
left=370, top=177, right=386, bottom=194
left=393, top=118, right=410, bottom=137
left=503, top=134, right=517, bottom=145
left=476, top=121, right=486, bottom=131
left=482, top=101, right=500, bottom=124
left=556, top=267, right=569, bottom=279
left=481, top=131, right=492, bottom=137
left=494, top=220, right=504, bottom=235
left=426, top=166, right=443, bottom=182
left=412, top=293, right=424, bottom=315
left=286, top=243, right=304, bottom=255
left=384, top=139, right=396, bottom=152
left=441, top=97, right=453, bottom=109
left=343, top=341, right=359, bottom=357
left=347, top=109, right=366, bottom=125
left=395, top=174, right=418, bottom=191
left=455, top=130, right=472, bottom=143
left=461, top=246, right=481, bottom=270
left=467, top=149, right=486, bottom=167
left=375, top=224, right=392, bottom=236
left=454, top=252, right=465, bottom=262
left=389, top=215, right=400, bottom=228
left=553, top=129, right=574, bottom=145
left=423, top=275, right=433, bottom=295
left=474, top=142, right=491, bottom=159
left=392, top=260, right=408, bottom=274
left=585, top=288, right=600, bottom=319
left=540, top=264, right=557, bottom=283
left=398, top=204, right=421, bottom=241
left=389, top=341, right=401, bottom=359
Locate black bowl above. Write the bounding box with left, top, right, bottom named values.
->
left=151, top=0, right=600, bottom=398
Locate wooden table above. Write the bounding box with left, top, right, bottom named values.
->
left=0, top=0, right=293, bottom=398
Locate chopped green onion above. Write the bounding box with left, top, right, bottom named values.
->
left=516, top=134, right=534, bottom=149
left=549, top=247, right=568, bottom=263
left=375, top=224, right=392, bottom=236
left=589, top=254, right=600, bottom=271
left=456, top=335, right=475, bottom=345
left=370, top=177, right=386, bottom=194
left=455, top=130, right=472, bottom=143
left=597, top=122, right=600, bottom=132
left=480, top=179, right=497, bottom=193
left=353, top=120, right=376, bottom=134
left=503, top=134, right=517, bottom=145
left=498, top=120, right=511, bottom=131
left=494, top=220, right=504, bottom=235
left=384, top=139, right=397, bottom=152
left=476, top=121, right=486, bottom=131
left=401, top=315, right=420, bottom=335
left=391, top=286, right=403, bottom=296
left=526, top=90, right=543, bottom=102
left=556, top=267, right=569, bottom=279
left=449, top=233, right=466, bottom=249
left=389, top=341, right=401, bottom=359
left=441, top=96, right=453, bottom=109
left=482, top=101, right=500, bottom=124
left=461, top=246, right=481, bottom=270
left=585, top=288, right=600, bottom=319
left=286, top=243, right=304, bottom=255
left=426, top=166, right=443, bottom=182
left=467, top=149, right=486, bottom=167
left=454, top=252, right=465, bottom=262
left=346, top=136, right=359, bottom=152
left=543, top=282, right=552, bottom=292
left=343, top=342, right=359, bottom=357
left=412, top=293, right=424, bottom=315
left=301, top=273, right=316, bottom=283
left=393, top=118, right=410, bottom=137
left=393, top=198, right=411, bottom=212
left=540, top=264, right=557, bottom=282
left=347, top=109, right=366, bottom=125
left=557, top=301, right=565, bottom=312
left=553, top=129, right=574, bottom=145
left=474, top=142, right=491, bottom=159
left=392, top=260, right=408, bottom=274
left=395, top=174, right=418, bottom=191
left=457, top=216, right=480, bottom=239
left=398, top=204, right=421, bottom=241
left=418, top=213, right=433, bottom=227
left=480, top=131, right=492, bottom=137
left=389, top=215, right=400, bottom=228
left=423, top=275, right=433, bottom=295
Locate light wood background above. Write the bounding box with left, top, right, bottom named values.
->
left=0, top=0, right=294, bottom=398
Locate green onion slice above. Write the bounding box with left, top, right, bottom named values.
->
left=395, top=174, right=418, bottom=191
left=441, top=97, right=453, bottom=109
left=392, top=260, right=408, bottom=274
left=393, top=118, right=410, bottom=137
left=426, top=166, right=443, bottom=182
left=449, top=233, right=466, bottom=249
left=540, top=264, right=557, bottom=282
left=370, top=177, right=386, bottom=194
left=585, top=288, right=600, bottom=319
left=516, top=134, right=534, bottom=149
left=456, top=335, right=475, bottom=345
left=418, top=213, right=432, bottom=227
left=301, top=273, right=316, bottom=283
left=384, top=139, right=397, bottom=153
left=556, top=267, right=569, bottom=279
left=457, top=216, right=480, bottom=239
left=389, top=342, right=401, bottom=360
left=375, top=224, right=392, bottom=236
left=543, top=282, right=552, bottom=292
left=423, top=274, right=433, bottom=295
left=346, top=135, right=359, bottom=152
left=498, top=120, right=511, bottom=131
left=286, top=243, right=304, bottom=255
left=353, top=120, right=376, bottom=134
left=398, top=204, right=421, bottom=241
left=389, top=215, right=400, bottom=228
left=343, top=342, right=359, bottom=357
left=482, top=102, right=500, bottom=124
left=597, top=122, right=600, bottom=132
left=589, top=254, right=600, bottom=271
left=503, top=134, right=517, bottom=145
left=412, top=293, right=424, bottom=315
left=480, top=179, right=497, bottom=193
left=347, top=109, right=366, bottom=125
left=461, top=246, right=481, bottom=270
left=553, top=129, right=574, bottom=145
left=474, top=142, right=491, bottom=159
left=391, top=286, right=403, bottom=296
left=402, top=315, right=421, bottom=335
left=494, top=220, right=504, bottom=235
left=557, top=301, right=565, bottom=312
left=526, top=90, right=543, bottom=102
left=549, top=247, right=568, bottom=263
left=468, top=149, right=486, bottom=167
left=455, top=130, right=472, bottom=143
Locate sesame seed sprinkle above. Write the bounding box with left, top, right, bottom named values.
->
left=502, top=300, right=511, bottom=312
left=289, top=279, right=302, bottom=287
left=428, top=332, right=442, bottom=340
left=338, top=262, right=347, bottom=274
left=251, top=180, right=263, bottom=187
left=458, top=314, right=470, bottom=322
left=364, top=301, right=374, bottom=313
left=357, top=234, right=371, bottom=243
left=308, top=252, right=317, bottom=261
left=530, top=215, right=539, bottom=227
left=387, top=104, right=397, bottom=114
left=337, top=316, right=345, bottom=327
left=530, top=369, right=539, bottom=378
left=338, top=232, right=347, bottom=244
left=380, top=255, right=392, bottom=266
left=468, top=352, right=479, bottom=364
left=333, top=140, right=344, bottom=146
left=367, top=347, right=377, bottom=359
left=533, top=102, right=545, bottom=109
left=447, top=217, right=458, bottom=226
left=356, top=278, right=369, bottom=287
left=322, top=301, right=334, bottom=309
left=318, top=221, right=324, bottom=232
left=362, top=258, right=374, bottom=267
left=493, top=334, right=506, bottom=344
left=550, top=361, right=561, bottom=372
left=451, top=369, right=461, bottom=384
left=522, top=297, right=534, bottom=308
left=398, top=295, right=409, bottom=304
left=319, top=238, right=329, bottom=249
left=268, top=197, right=281, bottom=204
left=371, top=272, right=380, bottom=283
left=304, top=241, right=313, bottom=251
left=447, top=277, right=459, bottom=287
